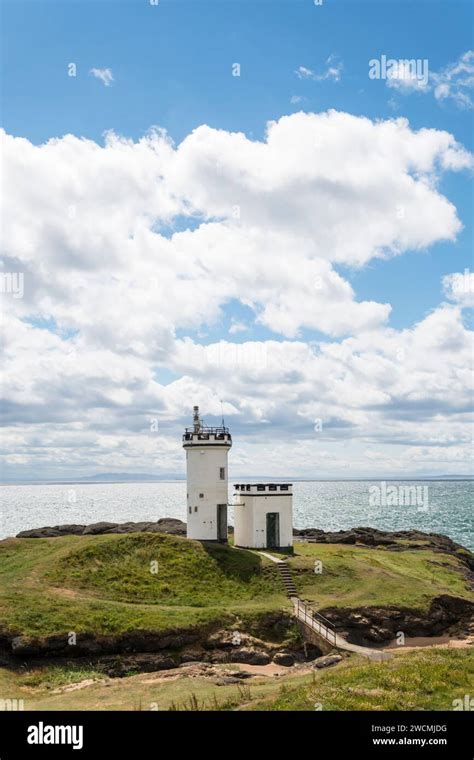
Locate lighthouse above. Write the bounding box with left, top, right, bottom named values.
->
left=182, top=406, right=232, bottom=541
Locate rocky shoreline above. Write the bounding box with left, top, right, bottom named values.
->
left=0, top=614, right=324, bottom=676
left=321, top=594, right=474, bottom=645
left=16, top=519, right=474, bottom=572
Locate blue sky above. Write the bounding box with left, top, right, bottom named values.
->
left=1, top=0, right=473, bottom=479
left=3, top=0, right=473, bottom=331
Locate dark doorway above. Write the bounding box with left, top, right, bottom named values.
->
left=217, top=504, right=227, bottom=542
left=266, top=512, right=280, bottom=548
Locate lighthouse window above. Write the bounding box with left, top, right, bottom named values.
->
left=199, top=493, right=204, bottom=498
left=194, top=506, right=198, bottom=512
left=189, top=507, right=192, bottom=514
left=269, top=484, right=277, bottom=491
left=257, top=485, right=265, bottom=491
left=219, top=467, right=225, bottom=480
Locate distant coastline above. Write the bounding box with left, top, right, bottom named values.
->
left=1, top=475, right=473, bottom=486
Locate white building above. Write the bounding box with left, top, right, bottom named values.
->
left=233, top=483, right=293, bottom=550
left=182, top=406, right=231, bottom=542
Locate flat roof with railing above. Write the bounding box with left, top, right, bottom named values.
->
left=183, top=426, right=232, bottom=444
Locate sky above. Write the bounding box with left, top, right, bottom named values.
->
left=1, top=0, right=473, bottom=480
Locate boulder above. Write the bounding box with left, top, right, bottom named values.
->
left=312, top=654, right=343, bottom=669
left=272, top=652, right=295, bottom=666
left=229, top=648, right=271, bottom=665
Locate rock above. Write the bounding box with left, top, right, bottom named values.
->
left=100, top=654, right=176, bottom=677
left=205, top=631, right=243, bottom=649
left=83, top=522, right=119, bottom=535
left=180, top=648, right=209, bottom=663
left=320, top=596, right=474, bottom=645
left=312, top=654, right=343, bottom=669
left=229, top=648, right=271, bottom=665
left=209, top=651, right=231, bottom=664
left=367, top=627, right=392, bottom=643
left=9, top=628, right=201, bottom=657
left=16, top=519, right=187, bottom=539
left=16, top=525, right=86, bottom=538
left=272, top=652, right=295, bottom=666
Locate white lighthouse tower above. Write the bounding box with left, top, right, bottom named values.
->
left=182, top=406, right=232, bottom=542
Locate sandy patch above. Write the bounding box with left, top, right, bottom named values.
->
left=232, top=662, right=296, bottom=676
left=385, top=634, right=473, bottom=651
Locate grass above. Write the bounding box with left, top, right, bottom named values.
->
left=1, top=649, right=472, bottom=711
left=0, top=534, right=287, bottom=636
left=46, top=533, right=282, bottom=605
left=287, top=543, right=473, bottom=611
left=0, top=533, right=471, bottom=638
left=248, top=648, right=474, bottom=711
left=0, top=658, right=311, bottom=711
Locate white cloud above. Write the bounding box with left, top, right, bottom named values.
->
left=295, top=55, right=343, bottom=83
left=443, top=270, right=474, bottom=307
left=1, top=112, right=472, bottom=477
left=386, top=60, right=430, bottom=92
left=90, top=67, right=114, bottom=87
left=384, top=51, right=474, bottom=109
left=228, top=321, right=248, bottom=335
left=433, top=50, right=474, bottom=109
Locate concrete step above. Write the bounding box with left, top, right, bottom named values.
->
left=276, top=562, right=297, bottom=598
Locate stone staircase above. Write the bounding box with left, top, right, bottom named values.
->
left=265, top=552, right=392, bottom=662
left=276, top=560, right=298, bottom=598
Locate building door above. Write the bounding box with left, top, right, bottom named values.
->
left=266, top=513, right=280, bottom=548
left=217, top=504, right=227, bottom=542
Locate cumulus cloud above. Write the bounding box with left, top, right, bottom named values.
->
left=89, top=67, right=114, bottom=87
left=1, top=111, right=472, bottom=478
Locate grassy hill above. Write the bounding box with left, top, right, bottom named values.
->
left=0, top=532, right=472, bottom=639
left=0, top=534, right=285, bottom=636
left=287, top=542, right=472, bottom=611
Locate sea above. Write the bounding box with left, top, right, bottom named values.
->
left=0, top=480, right=472, bottom=551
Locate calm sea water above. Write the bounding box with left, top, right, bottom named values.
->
left=0, top=480, right=472, bottom=550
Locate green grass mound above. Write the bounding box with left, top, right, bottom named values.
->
left=46, top=533, right=281, bottom=605
left=287, top=543, right=472, bottom=611
left=0, top=534, right=287, bottom=636
left=0, top=533, right=471, bottom=638
left=249, top=649, right=474, bottom=711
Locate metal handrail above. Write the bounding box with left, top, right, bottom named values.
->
left=295, top=599, right=337, bottom=646
left=184, top=426, right=230, bottom=435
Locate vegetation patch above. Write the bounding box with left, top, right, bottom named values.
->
left=287, top=543, right=473, bottom=611
left=247, top=649, right=474, bottom=711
